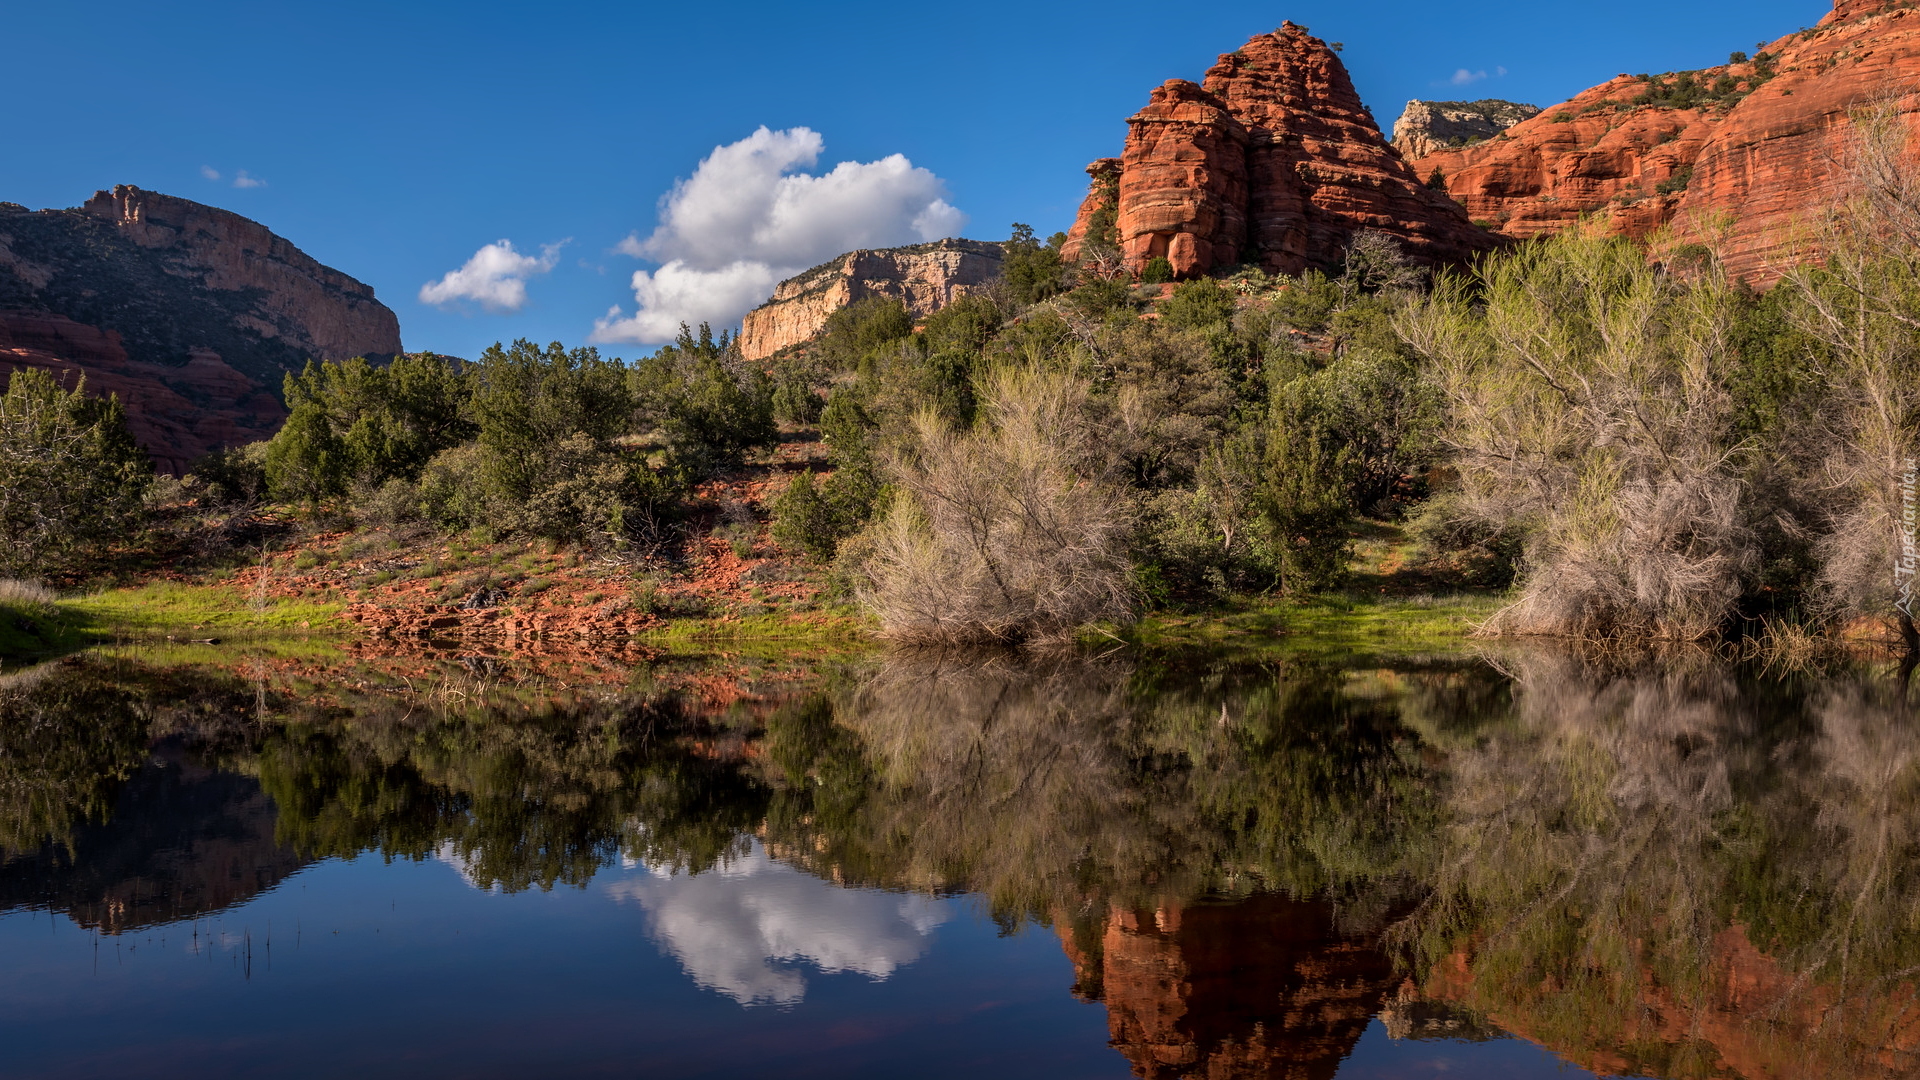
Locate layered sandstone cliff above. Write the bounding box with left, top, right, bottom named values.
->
left=738, top=238, right=1002, bottom=361
left=1392, top=99, right=1542, bottom=161
left=1062, top=23, right=1498, bottom=279
left=1409, top=0, right=1920, bottom=281
left=0, top=185, right=402, bottom=468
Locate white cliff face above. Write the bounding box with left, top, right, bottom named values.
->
left=737, top=239, right=1003, bottom=361
left=1391, top=99, right=1541, bottom=161
left=605, top=841, right=949, bottom=1006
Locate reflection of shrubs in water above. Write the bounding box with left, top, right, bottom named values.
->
left=757, top=650, right=1457, bottom=927
left=1397, top=649, right=1920, bottom=1077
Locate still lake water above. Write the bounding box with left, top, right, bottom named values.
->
left=1, top=643, right=1915, bottom=1079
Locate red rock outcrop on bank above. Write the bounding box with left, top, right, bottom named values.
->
left=1062, top=23, right=1498, bottom=278
left=1, top=186, right=402, bottom=469
left=1409, top=0, right=1920, bottom=282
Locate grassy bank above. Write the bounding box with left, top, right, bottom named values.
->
left=1116, top=591, right=1499, bottom=655
left=0, top=581, right=351, bottom=665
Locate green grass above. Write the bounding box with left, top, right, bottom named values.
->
left=638, top=610, right=872, bottom=647
left=63, top=581, right=350, bottom=637
left=0, top=599, right=92, bottom=662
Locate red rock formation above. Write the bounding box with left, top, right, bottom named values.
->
left=1, top=186, right=401, bottom=468
left=1063, top=23, right=1497, bottom=278
left=1113, top=81, right=1249, bottom=277
left=74, top=186, right=400, bottom=364
left=0, top=313, right=285, bottom=474
left=1410, top=0, right=1920, bottom=282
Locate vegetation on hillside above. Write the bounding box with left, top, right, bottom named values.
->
left=6, top=107, right=1920, bottom=651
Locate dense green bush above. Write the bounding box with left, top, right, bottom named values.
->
left=1159, top=278, right=1238, bottom=331
left=631, top=324, right=776, bottom=474
left=773, top=390, right=883, bottom=561
left=1140, top=257, right=1174, bottom=284
left=0, top=368, right=151, bottom=578
left=265, top=353, right=474, bottom=505
left=1002, top=223, right=1070, bottom=307
left=471, top=339, right=631, bottom=501
left=819, top=299, right=915, bottom=369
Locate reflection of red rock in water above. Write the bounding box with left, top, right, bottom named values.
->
left=1056, top=894, right=1398, bottom=1079
left=0, top=741, right=310, bottom=934
left=1418, top=924, right=1920, bottom=1079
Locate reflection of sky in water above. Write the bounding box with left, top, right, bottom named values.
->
left=603, top=841, right=949, bottom=1006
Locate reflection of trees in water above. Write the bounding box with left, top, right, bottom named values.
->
left=759, top=650, right=1462, bottom=926
left=15, top=647, right=1920, bottom=1077
left=0, top=656, right=779, bottom=904
left=256, top=691, right=771, bottom=891
left=1401, top=649, right=1920, bottom=1079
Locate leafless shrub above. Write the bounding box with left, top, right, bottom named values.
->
left=1781, top=102, right=1920, bottom=637
left=1399, top=227, right=1760, bottom=640
left=859, top=365, right=1136, bottom=644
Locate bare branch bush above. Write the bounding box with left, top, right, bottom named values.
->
left=1781, top=103, right=1920, bottom=635
left=1398, top=228, right=1760, bottom=640
left=859, top=365, right=1136, bottom=644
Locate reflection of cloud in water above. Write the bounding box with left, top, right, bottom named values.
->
left=433, top=840, right=502, bottom=894
left=605, top=842, right=947, bottom=1006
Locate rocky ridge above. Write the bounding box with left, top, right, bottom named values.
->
left=1408, top=0, right=1920, bottom=281
left=738, top=239, right=1003, bottom=361
left=1391, top=99, right=1542, bottom=160
left=0, top=186, right=402, bottom=468
left=1061, top=22, right=1498, bottom=278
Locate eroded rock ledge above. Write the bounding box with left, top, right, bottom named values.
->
left=738, top=238, right=1003, bottom=361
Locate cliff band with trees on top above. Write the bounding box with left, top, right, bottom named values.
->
left=738, top=239, right=1003, bottom=362
left=0, top=185, right=402, bottom=472
left=1391, top=99, right=1543, bottom=160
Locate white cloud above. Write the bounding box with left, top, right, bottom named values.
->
left=232, top=170, right=266, bottom=189
left=591, top=126, right=966, bottom=345
left=1446, top=66, right=1506, bottom=87
left=605, top=842, right=948, bottom=1006
left=200, top=165, right=221, bottom=181
left=419, top=239, right=568, bottom=313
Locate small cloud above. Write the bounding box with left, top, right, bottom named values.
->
left=1442, top=66, right=1506, bottom=87
left=200, top=165, right=221, bottom=181
left=232, top=170, right=266, bottom=189
left=419, top=239, right=567, bottom=313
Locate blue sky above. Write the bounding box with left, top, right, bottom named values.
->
left=9, top=0, right=1822, bottom=360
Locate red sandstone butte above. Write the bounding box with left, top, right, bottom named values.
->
left=1063, top=22, right=1497, bottom=278
left=1410, top=0, right=1920, bottom=282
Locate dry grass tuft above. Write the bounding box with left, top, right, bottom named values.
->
left=0, top=580, right=56, bottom=610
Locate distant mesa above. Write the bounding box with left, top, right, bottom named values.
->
left=1405, top=0, right=1920, bottom=283
left=1391, top=99, right=1542, bottom=161
left=738, top=238, right=1002, bottom=362
left=0, top=185, right=402, bottom=472
left=1059, top=21, right=1499, bottom=280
